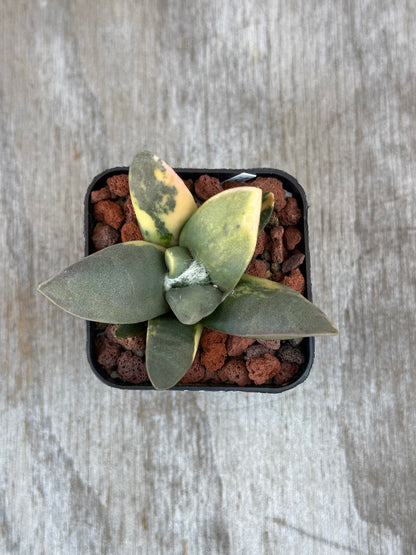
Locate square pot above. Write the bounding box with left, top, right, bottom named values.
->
left=85, top=167, right=314, bottom=392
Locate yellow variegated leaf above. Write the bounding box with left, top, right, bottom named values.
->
left=129, top=151, right=197, bottom=247
left=179, top=187, right=262, bottom=292
left=259, top=192, right=274, bottom=232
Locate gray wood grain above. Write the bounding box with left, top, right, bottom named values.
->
left=1, top=0, right=415, bottom=553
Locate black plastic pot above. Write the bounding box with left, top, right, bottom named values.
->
left=85, top=167, right=314, bottom=392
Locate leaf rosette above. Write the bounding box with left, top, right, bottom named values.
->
left=38, top=151, right=338, bottom=389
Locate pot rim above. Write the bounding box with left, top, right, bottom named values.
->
left=85, top=166, right=315, bottom=393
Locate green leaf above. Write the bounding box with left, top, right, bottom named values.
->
left=259, top=192, right=274, bottom=232
left=179, top=187, right=262, bottom=291
left=38, top=241, right=169, bottom=323
left=129, top=151, right=197, bottom=247
left=114, top=322, right=147, bottom=338
left=146, top=315, right=203, bottom=389
left=165, top=284, right=223, bottom=325
left=165, top=246, right=193, bottom=278
left=202, top=274, right=338, bottom=339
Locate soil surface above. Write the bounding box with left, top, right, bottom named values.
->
left=91, top=173, right=307, bottom=387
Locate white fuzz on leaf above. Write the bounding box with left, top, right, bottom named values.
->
left=164, top=260, right=210, bottom=290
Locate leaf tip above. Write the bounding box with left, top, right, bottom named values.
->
left=37, top=277, right=53, bottom=300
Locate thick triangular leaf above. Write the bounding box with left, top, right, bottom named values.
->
left=202, top=274, right=338, bottom=339
left=165, top=284, right=223, bottom=325
left=129, top=151, right=197, bottom=247
left=259, top=192, right=274, bottom=232
left=38, top=241, right=169, bottom=323
left=179, top=187, right=262, bottom=291
left=146, top=315, right=203, bottom=389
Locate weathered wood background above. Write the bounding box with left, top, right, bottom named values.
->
left=1, top=1, right=415, bottom=553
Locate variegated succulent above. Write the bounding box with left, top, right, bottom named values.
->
left=38, top=151, right=337, bottom=389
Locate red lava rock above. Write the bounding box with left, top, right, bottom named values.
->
left=254, top=230, right=267, bottom=257
left=107, top=174, right=129, bottom=197
left=270, top=226, right=286, bottom=264
left=93, top=200, right=124, bottom=229
left=203, top=370, right=222, bottom=384
left=92, top=224, right=120, bottom=250
left=121, top=221, right=143, bottom=242
left=277, top=197, right=302, bottom=226
left=216, top=367, right=229, bottom=383
left=201, top=343, right=227, bottom=372
left=226, top=336, right=255, bottom=356
left=123, top=197, right=136, bottom=223
left=284, top=226, right=302, bottom=251
left=270, top=225, right=284, bottom=242
left=280, top=268, right=305, bottom=295
left=246, top=353, right=281, bottom=385
left=245, top=343, right=274, bottom=359
left=105, top=324, right=146, bottom=350
left=200, top=326, right=229, bottom=370
left=218, top=358, right=251, bottom=386
left=272, top=269, right=284, bottom=283
left=95, top=335, right=122, bottom=370
left=277, top=343, right=305, bottom=364
left=282, top=251, right=305, bottom=274
left=183, top=179, right=194, bottom=193
left=223, top=178, right=286, bottom=211
left=258, top=339, right=281, bottom=350
left=180, top=354, right=205, bottom=384
left=117, top=351, right=148, bottom=384
left=268, top=211, right=280, bottom=227
left=250, top=177, right=286, bottom=211
left=194, top=175, right=223, bottom=200
left=245, top=258, right=267, bottom=278
left=246, top=259, right=268, bottom=278
left=200, top=329, right=228, bottom=350
left=273, top=361, right=299, bottom=386
left=91, top=186, right=111, bottom=203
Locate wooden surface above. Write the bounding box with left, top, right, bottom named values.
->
left=1, top=1, right=415, bottom=553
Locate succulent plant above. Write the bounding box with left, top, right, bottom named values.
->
left=38, top=151, right=337, bottom=389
